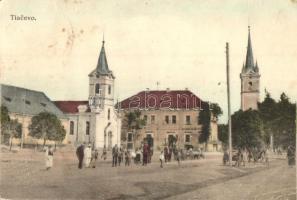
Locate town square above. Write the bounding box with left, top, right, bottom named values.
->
left=1, top=0, right=296, bottom=199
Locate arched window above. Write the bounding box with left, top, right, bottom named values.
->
left=70, top=121, right=74, bottom=135
left=95, top=83, right=100, bottom=94
left=108, top=85, right=111, bottom=94
left=86, top=121, right=90, bottom=135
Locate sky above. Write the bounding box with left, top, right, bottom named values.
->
left=1, top=0, right=297, bottom=123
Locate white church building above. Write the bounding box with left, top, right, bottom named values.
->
left=55, top=40, right=121, bottom=149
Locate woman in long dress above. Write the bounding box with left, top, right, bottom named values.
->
left=45, top=146, right=54, bottom=170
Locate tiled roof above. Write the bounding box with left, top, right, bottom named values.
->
left=119, top=90, right=206, bottom=110
left=54, top=101, right=89, bottom=114
left=1, top=84, right=66, bottom=118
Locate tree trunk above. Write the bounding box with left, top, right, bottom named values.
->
left=43, top=138, right=46, bottom=148
left=9, top=136, right=13, bottom=151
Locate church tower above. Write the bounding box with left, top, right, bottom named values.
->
left=88, top=39, right=120, bottom=149
left=240, top=26, right=260, bottom=111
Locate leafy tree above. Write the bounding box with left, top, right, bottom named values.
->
left=6, top=119, right=22, bottom=150
left=218, top=124, right=228, bottom=146
left=211, top=103, right=223, bottom=119
left=273, top=93, right=296, bottom=148
left=1, top=106, right=11, bottom=144
left=199, top=102, right=223, bottom=146
left=258, top=92, right=278, bottom=144
left=29, top=112, right=66, bottom=147
left=122, top=110, right=146, bottom=148
left=231, top=109, right=264, bottom=149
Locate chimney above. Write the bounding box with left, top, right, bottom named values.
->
left=166, top=88, right=170, bottom=92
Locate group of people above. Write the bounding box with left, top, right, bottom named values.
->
left=76, top=143, right=99, bottom=169
left=111, top=144, right=132, bottom=167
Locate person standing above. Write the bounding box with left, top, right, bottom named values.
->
left=287, top=145, right=295, bottom=167
left=76, top=144, right=85, bottom=169
left=164, top=146, right=169, bottom=162
left=118, top=147, right=124, bottom=166
left=159, top=151, right=165, bottom=168
left=90, top=148, right=99, bottom=168
left=84, top=144, right=92, bottom=168
left=45, top=146, right=54, bottom=170
left=112, top=144, right=118, bottom=167
left=125, top=149, right=131, bottom=166
left=101, top=145, right=107, bottom=160
left=142, top=142, right=149, bottom=166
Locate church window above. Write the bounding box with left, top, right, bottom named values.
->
left=108, top=85, right=111, bottom=94
left=86, top=121, right=90, bottom=135
left=70, top=121, right=74, bottom=135
left=95, top=83, right=100, bottom=94
left=108, top=109, right=110, bottom=120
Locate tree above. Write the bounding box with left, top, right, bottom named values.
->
left=6, top=119, right=22, bottom=150
left=273, top=93, right=296, bottom=148
left=231, top=109, right=264, bottom=149
left=29, top=112, right=66, bottom=147
left=1, top=106, right=11, bottom=144
left=258, top=92, right=278, bottom=145
left=122, top=110, right=146, bottom=148
left=218, top=124, right=228, bottom=146
left=199, top=103, right=223, bottom=146
left=258, top=92, right=296, bottom=149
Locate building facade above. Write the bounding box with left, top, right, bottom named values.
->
left=55, top=40, right=121, bottom=149
left=0, top=84, right=69, bottom=146
left=240, top=27, right=260, bottom=111
left=119, top=90, right=220, bottom=151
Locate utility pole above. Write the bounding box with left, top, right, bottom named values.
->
left=226, top=42, right=232, bottom=166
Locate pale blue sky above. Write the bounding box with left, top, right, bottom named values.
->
left=1, top=0, right=297, bottom=123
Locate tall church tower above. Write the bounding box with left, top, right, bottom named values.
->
left=88, top=39, right=120, bottom=149
left=240, top=26, right=260, bottom=111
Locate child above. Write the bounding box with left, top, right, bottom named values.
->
left=159, top=151, right=165, bottom=168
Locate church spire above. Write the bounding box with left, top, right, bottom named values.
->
left=244, top=26, right=255, bottom=71
left=96, top=38, right=111, bottom=75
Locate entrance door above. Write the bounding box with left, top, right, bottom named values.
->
left=108, top=131, right=112, bottom=149
left=146, top=134, right=154, bottom=148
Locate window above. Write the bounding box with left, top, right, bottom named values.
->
left=186, top=115, right=191, bottom=125
left=40, top=103, right=46, bottom=107
left=25, top=100, right=31, bottom=105
left=70, top=121, right=74, bottom=135
left=95, top=83, right=100, bottom=94
left=86, top=121, right=90, bottom=135
left=4, top=96, right=11, bottom=102
left=165, top=115, right=169, bottom=124
left=185, top=134, right=191, bottom=143
left=151, top=115, right=155, bottom=124
left=108, top=109, right=110, bottom=120
left=108, top=85, right=111, bottom=94
left=172, top=115, right=176, bottom=124
left=144, top=115, right=148, bottom=122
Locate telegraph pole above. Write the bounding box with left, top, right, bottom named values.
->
left=226, top=42, right=232, bottom=166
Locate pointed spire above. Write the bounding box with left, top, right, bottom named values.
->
left=96, top=37, right=111, bottom=75
left=255, top=60, right=259, bottom=72
left=245, top=26, right=254, bottom=70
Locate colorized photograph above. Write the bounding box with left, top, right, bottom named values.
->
left=0, top=0, right=296, bottom=199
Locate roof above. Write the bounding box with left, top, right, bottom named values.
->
left=54, top=101, right=89, bottom=114
left=1, top=84, right=66, bottom=118
left=119, top=90, right=206, bottom=110
left=242, top=26, right=259, bottom=74
left=89, top=40, right=114, bottom=77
